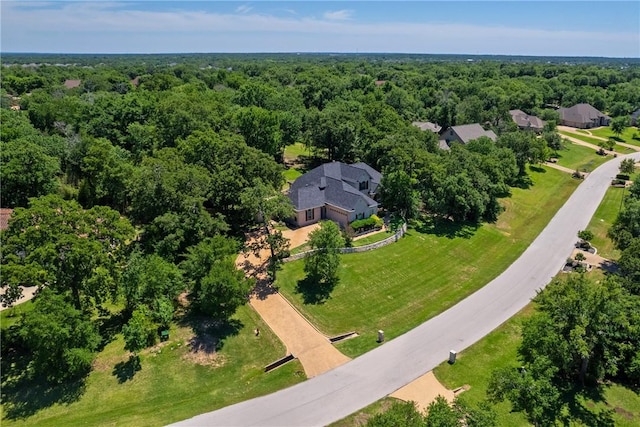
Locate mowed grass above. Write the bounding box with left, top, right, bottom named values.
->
left=276, top=166, right=580, bottom=357
left=560, top=132, right=637, bottom=154
left=1, top=304, right=305, bottom=427
left=433, top=303, right=640, bottom=426
left=553, top=142, right=609, bottom=172
left=586, top=186, right=627, bottom=260
left=283, top=142, right=310, bottom=160
left=590, top=126, right=640, bottom=146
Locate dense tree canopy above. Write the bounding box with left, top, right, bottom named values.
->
left=1, top=195, right=135, bottom=311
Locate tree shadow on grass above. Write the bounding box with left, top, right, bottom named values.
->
left=412, top=216, right=480, bottom=239
left=178, top=315, right=243, bottom=354
left=1, top=350, right=87, bottom=420
left=561, top=385, right=615, bottom=427
left=295, top=275, right=337, bottom=305
left=96, top=310, right=127, bottom=351
left=112, top=355, right=141, bottom=383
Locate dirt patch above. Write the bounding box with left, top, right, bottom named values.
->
left=181, top=332, right=226, bottom=367
left=614, top=407, right=634, bottom=420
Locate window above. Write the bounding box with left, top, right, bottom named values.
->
left=306, top=209, right=314, bottom=221
left=359, top=181, right=369, bottom=191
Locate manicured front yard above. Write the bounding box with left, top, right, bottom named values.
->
left=276, top=166, right=580, bottom=357
left=590, top=126, right=640, bottom=147
left=560, top=131, right=637, bottom=154
left=1, top=305, right=305, bottom=427
left=553, top=142, right=609, bottom=172
left=586, top=186, right=626, bottom=260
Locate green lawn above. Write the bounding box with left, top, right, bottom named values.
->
left=560, top=132, right=637, bottom=154
left=586, top=186, right=627, bottom=260
left=276, top=166, right=580, bottom=357
left=434, top=304, right=640, bottom=426
left=552, top=142, right=609, bottom=172
left=590, top=126, right=640, bottom=146
left=1, top=304, right=305, bottom=427
left=283, top=168, right=302, bottom=183
left=284, top=142, right=310, bottom=160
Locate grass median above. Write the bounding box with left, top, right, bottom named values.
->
left=276, top=166, right=581, bottom=357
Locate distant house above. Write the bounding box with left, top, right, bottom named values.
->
left=631, top=108, right=640, bottom=126
left=0, top=209, right=13, bottom=231
left=412, top=121, right=442, bottom=134
left=509, top=109, right=545, bottom=132
left=374, top=80, right=387, bottom=87
left=439, top=123, right=497, bottom=150
left=130, top=76, right=140, bottom=87
left=558, top=103, right=610, bottom=129
left=288, top=162, right=381, bottom=228
left=63, top=79, right=81, bottom=89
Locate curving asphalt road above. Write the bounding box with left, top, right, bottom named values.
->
left=172, top=152, right=640, bottom=427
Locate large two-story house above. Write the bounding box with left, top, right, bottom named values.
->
left=558, top=103, right=610, bottom=129
left=288, top=162, right=382, bottom=228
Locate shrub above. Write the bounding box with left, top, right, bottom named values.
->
left=616, top=174, right=630, bottom=181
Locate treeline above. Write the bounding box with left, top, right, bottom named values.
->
left=484, top=177, right=640, bottom=426
left=1, top=56, right=638, bottom=384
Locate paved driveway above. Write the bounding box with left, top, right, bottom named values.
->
left=174, top=153, right=640, bottom=427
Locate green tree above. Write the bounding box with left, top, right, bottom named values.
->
left=609, top=198, right=640, bottom=250
left=577, top=229, right=594, bottom=243
left=498, top=131, right=549, bottom=176
left=193, top=260, right=253, bottom=319
left=240, top=178, right=293, bottom=276
left=379, top=169, right=419, bottom=220
left=425, top=395, right=462, bottom=427
left=17, top=289, right=101, bottom=383
left=488, top=357, right=562, bottom=426
left=619, top=158, right=636, bottom=175
left=520, top=275, right=630, bottom=385
left=122, top=307, right=158, bottom=354
left=610, top=116, right=628, bottom=137
left=0, top=139, right=60, bottom=208
left=1, top=195, right=135, bottom=310
left=304, top=221, right=344, bottom=286
left=366, top=400, right=424, bottom=427
left=121, top=252, right=184, bottom=318
left=617, top=238, right=640, bottom=294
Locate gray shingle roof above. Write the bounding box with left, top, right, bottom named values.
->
left=448, top=123, right=497, bottom=143
left=289, top=162, right=380, bottom=212
left=412, top=121, right=442, bottom=133
left=509, top=110, right=545, bottom=130
left=558, top=103, right=610, bottom=125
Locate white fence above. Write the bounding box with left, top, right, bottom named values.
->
left=282, top=223, right=407, bottom=263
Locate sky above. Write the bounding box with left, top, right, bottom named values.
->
left=2, top=1, right=639, bottom=57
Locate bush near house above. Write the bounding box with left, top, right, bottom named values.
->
left=350, top=215, right=383, bottom=233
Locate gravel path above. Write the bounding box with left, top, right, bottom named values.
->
left=238, top=224, right=350, bottom=379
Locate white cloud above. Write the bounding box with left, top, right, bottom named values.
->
left=235, top=4, right=252, bottom=14
left=323, top=9, right=353, bottom=21
left=1, top=2, right=637, bottom=57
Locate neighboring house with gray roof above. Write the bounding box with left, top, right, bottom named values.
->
left=509, top=109, right=545, bottom=132
left=558, top=103, right=610, bottom=129
left=288, top=162, right=381, bottom=228
left=439, top=123, right=497, bottom=149
left=412, top=121, right=442, bottom=133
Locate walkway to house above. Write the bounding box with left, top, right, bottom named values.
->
left=236, top=225, right=350, bottom=378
